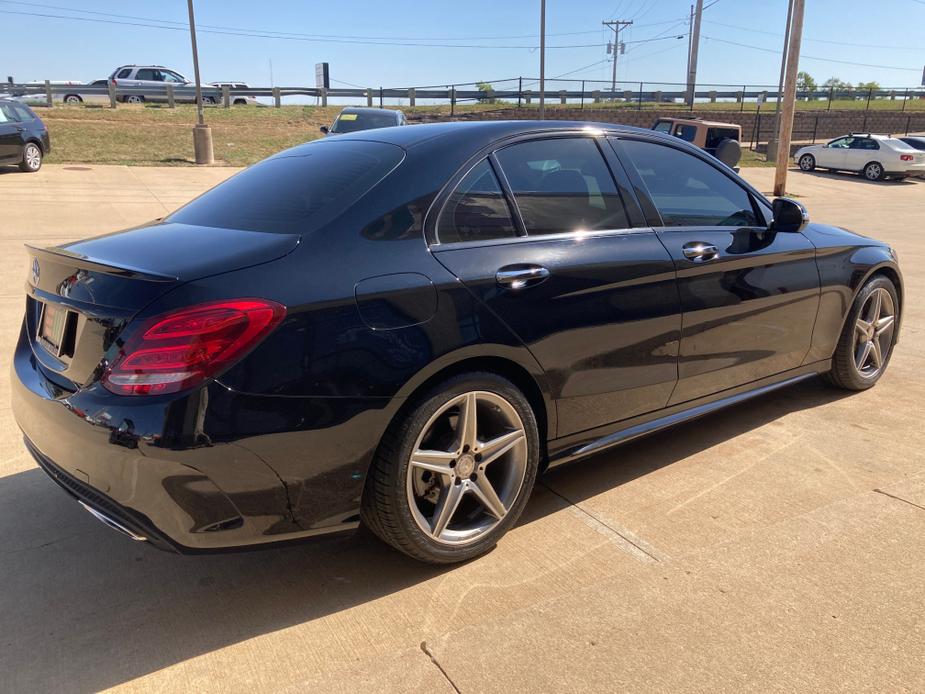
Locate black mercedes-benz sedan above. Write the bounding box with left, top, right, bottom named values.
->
left=13, top=121, right=903, bottom=563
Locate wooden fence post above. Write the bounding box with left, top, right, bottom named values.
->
left=166, top=83, right=175, bottom=108
left=222, top=85, right=230, bottom=108
left=44, top=80, right=53, bottom=108
left=366, top=88, right=373, bottom=106
left=408, top=88, right=415, bottom=108
left=108, top=80, right=117, bottom=108
left=320, top=87, right=327, bottom=107
left=273, top=87, right=281, bottom=108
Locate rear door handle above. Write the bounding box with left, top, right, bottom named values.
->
left=682, top=242, right=720, bottom=262
left=496, top=264, right=550, bottom=290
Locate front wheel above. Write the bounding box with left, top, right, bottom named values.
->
left=63, top=94, right=82, bottom=105
left=824, top=276, right=899, bottom=391
left=863, top=161, right=885, bottom=181
left=19, top=142, right=42, bottom=172
left=361, top=373, right=540, bottom=564
left=798, top=154, right=815, bottom=171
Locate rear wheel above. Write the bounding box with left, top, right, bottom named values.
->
left=362, top=372, right=539, bottom=563
left=824, top=276, right=898, bottom=390
left=863, top=161, right=885, bottom=181
left=798, top=154, right=815, bottom=171
left=63, top=94, right=82, bottom=105
left=19, top=142, right=42, bottom=172
left=124, top=94, right=144, bottom=104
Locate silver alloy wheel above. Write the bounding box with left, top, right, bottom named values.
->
left=126, top=95, right=143, bottom=104
left=854, top=287, right=895, bottom=378
left=865, top=162, right=882, bottom=180
left=24, top=144, right=41, bottom=170
left=799, top=154, right=814, bottom=170
left=406, top=390, right=528, bottom=546
left=64, top=95, right=81, bottom=104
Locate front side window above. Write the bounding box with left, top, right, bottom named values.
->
left=620, top=139, right=759, bottom=227
left=116, top=68, right=132, bottom=79
left=828, top=137, right=853, bottom=149
left=437, top=159, right=517, bottom=244
left=163, top=71, right=186, bottom=83
left=653, top=120, right=672, bottom=133
left=495, top=138, right=629, bottom=236
left=0, top=103, right=18, bottom=123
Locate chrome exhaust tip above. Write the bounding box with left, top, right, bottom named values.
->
left=78, top=501, right=148, bottom=542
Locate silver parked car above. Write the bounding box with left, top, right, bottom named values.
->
left=109, top=65, right=216, bottom=105
left=794, top=133, right=925, bottom=181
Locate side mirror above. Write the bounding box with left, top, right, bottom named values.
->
left=320, top=125, right=329, bottom=134
left=771, top=197, right=809, bottom=233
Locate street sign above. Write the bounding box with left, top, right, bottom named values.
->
left=315, top=62, right=330, bottom=90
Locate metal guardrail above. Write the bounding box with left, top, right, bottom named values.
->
left=5, top=79, right=925, bottom=111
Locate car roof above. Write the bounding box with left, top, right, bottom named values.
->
left=656, top=117, right=740, bottom=128
left=339, top=107, right=401, bottom=115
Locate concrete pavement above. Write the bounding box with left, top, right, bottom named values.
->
left=0, top=164, right=923, bottom=693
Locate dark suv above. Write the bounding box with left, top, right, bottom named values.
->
left=0, top=99, right=50, bottom=172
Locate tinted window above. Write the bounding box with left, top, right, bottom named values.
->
left=828, top=137, right=852, bottom=149
left=168, top=141, right=405, bottom=234
left=438, top=160, right=517, bottom=244
left=621, top=139, right=759, bottom=227
left=0, top=103, right=18, bottom=123
left=705, top=128, right=739, bottom=149
left=850, top=138, right=879, bottom=150
left=653, top=121, right=672, bottom=133
left=900, top=138, right=925, bottom=151
left=11, top=104, right=35, bottom=121
left=495, top=138, right=628, bottom=235
left=117, top=68, right=132, bottom=79
left=330, top=111, right=398, bottom=133
left=674, top=124, right=697, bottom=142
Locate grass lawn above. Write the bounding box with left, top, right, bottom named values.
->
left=43, top=104, right=343, bottom=167
left=37, top=102, right=803, bottom=168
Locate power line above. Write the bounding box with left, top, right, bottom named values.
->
left=704, top=19, right=923, bottom=50
left=702, top=35, right=921, bottom=71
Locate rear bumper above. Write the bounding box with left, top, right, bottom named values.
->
left=12, top=322, right=372, bottom=553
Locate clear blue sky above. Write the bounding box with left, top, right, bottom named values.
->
left=2, top=0, right=923, bottom=89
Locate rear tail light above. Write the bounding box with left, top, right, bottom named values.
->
left=900, top=154, right=913, bottom=161
left=102, top=298, right=286, bottom=396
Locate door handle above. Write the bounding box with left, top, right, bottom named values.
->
left=682, top=242, right=720, bottom=262
left=496, top=264, right=550, bottom=290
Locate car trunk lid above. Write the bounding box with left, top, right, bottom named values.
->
left=25, top=223, right=299, bottom=389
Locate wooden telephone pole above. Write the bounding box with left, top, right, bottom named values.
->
left=603, top=20, right=632, bottom=99
left=773, top=0, right=805, bottom=196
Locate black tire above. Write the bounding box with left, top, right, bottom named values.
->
left=824, top=275, right=899, bottom=391
left=862, top=161, right=885, bottom=181
left=798, top=153, right=816, bottom=171
left=233, top=98, right=247, bottom=106
left=19, top=142, right=42, bottom=173
left=203, top=96, right=216, bottom=105
left=63, top=94, right=82, bottom=105
left=361, top=372, right=540, bottom=564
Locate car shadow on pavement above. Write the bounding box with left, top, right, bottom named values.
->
left=0, top=376, right=849, bottom=692
left=798, top=170, right=920, bottom=185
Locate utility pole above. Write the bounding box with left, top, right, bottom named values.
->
left=539, top=0, right=546, bottom=119
left=773, top=0, right=805, bottom=197
left=186, top=0, right=213, bottom=164
left=685, top=4, right=693, bottom=88
left=685, top=0, right=703, bottom=106
left=603, top=19, right=632, bottom=100
left=768, top=0, right=795, bottom=162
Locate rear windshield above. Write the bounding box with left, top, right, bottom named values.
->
left=331, top=111, right=397, bottom=133
left=167, top=141, right=405, bottom=234
left=706, top=127, right=739, bottom=149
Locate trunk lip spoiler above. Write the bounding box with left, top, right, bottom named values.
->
left=26, top=244, right=179, bottom=282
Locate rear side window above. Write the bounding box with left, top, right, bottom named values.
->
left=495, top=138, right=629, bottom=235
left=437, top=159, right=517, bottom=244
left=168, top=141, right=405, bottom=234
left=850, top=138, right=879, bottom=150
left=620, top=139, right=759, bottom=227
left=12, top=104, right=35, bottom=121
left=135, top=69, right=158, bottom=81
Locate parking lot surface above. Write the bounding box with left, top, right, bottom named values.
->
left=1, top=165, right=923, bottom=693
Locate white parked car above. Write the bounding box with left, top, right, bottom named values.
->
left=794, top=133, right=925, bottom=181
left=60, top=80, right=111, bottom=105
left=209, top=82, right=260, bottom=106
